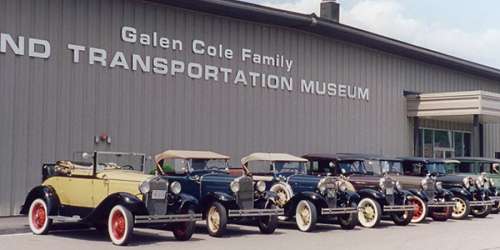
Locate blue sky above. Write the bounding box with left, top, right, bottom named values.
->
left=242, top=0, right=500, bottom=69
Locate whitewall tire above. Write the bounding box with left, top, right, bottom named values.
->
left=28, top=198, right=52, bottom=235
left=108, top=205, right=134, bottom=246
left=357, top=198, right=381, bottom=228
left=295, top=200, right=317, bottom=232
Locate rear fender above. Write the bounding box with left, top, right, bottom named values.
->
left=20, top=186, right=60, bottom=216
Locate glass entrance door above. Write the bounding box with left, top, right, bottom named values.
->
left=434, top=148, right=454, bottom=159
left=419, top=128, right=471, bottom=159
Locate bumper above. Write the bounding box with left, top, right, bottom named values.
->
left=469, top=200, right=496, bottom=207
left=321, top=207, right=358, bottom=215
left=489, top=196, right=500, bottom=202
left=383, top=205, right=416, bottom=212
left=228, top=208, right=284, bottom=218
left=428, top=201, right=456, bottom=208
left=135, top=213, right=202, bottom=224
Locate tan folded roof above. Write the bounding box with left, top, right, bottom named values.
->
left=241, top=153, right=308, bottom=165
left=155, top=150, right=230, bottom=162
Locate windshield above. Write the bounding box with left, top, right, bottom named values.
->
left=190, top=159, right=227, bottom=171
left=444, top=163, right=458, bottom=174
left=426, top=163, right=447, bottom=175
left=369, top=160, right=403, bottom=175
left=274, top=161, right=307, bottom=174
left=94, top=152, right=146, bottom=172
left=339, top=160, right=373, bottom=175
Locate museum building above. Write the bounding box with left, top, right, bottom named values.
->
left=1, top=0, right=500, bottom=216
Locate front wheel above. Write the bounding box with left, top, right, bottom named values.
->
left=338, top=202, right=358, bottom=230
left=206, top=202, right=228, bottom=237
left=295, top=200, right=317, bottom=232
left=172, top=207, right=196, bottom=241
left=451, top=196, right=471, bottom=220
left=492, top=202, right=500, bottom=214
left=108, top=205, right=134, bottom=246
left=357, top=198, right=381, bottom=228
left=257, top=204, right=278, bottom=234
left=471, top=204, right=492, bottom=218
left=407, top=196, right=427, bottom=223
left=28, top=198, right=52, bottom=235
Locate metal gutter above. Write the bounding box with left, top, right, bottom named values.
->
left=151, top=0, right=500, bottom=81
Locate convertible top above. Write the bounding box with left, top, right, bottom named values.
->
left=398, top=157, right=460, bottom=164
left=241, top=153, right=307, bottom=165
left=454, top=157, right=500, bottom=163
left=154, top=150, right=230, bottom=162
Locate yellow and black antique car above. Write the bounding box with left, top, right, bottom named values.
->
left=20, top=151, right=202, bottom=246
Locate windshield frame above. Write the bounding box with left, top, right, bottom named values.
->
left=338, top=160, right=373, bottom=175
left=188, top=158, right=229, bottom=172
left=92, top=151, right=147, bottom=175
left=273, top=161, right=307, bottom=175
left=369, top=160, right=403, bottom=175
left=426, top=162, right=447, bottom=175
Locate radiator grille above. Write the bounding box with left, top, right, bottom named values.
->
left=236, top=176, right=254, bottom=209
left=144, top=177, right=169, bottom=216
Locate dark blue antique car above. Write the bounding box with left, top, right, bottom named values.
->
left=154, top=150, right=283, bottom=237
left=240, top=153, right=359, bottom=232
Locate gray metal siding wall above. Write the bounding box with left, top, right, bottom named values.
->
left=1, top=0, right=500, bottom=216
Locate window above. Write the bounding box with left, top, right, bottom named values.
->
left=418, top=128, right=471, bottom=158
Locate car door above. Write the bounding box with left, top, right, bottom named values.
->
left=53, top=176, right=94, bottom=216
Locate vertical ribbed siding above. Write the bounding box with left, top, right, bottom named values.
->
left=1, top=0, right=500, bottom=215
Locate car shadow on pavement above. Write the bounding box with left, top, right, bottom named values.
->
left=194, top=223, right=285, bottom=238
left=50, top=228, right=204, bottom=246
left=275, top=221, right=362, bottom=233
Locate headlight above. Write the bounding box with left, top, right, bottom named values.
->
left=491, top=179, right=496, bottom=187
left=139, top=179, right=151, bottom=194
left=395, top=181, right=403, bottom=191
left=256, top=180, right=266, bottom=192
left=436, top=181, right=443, bottom=190
left=170, top=181, right=182, bottom=195
left=339, top=182, right=348, bottom=192
left=463, top=177, right=470, bottom=189
left=421, top=179, right=429, bottom=190
left=484, top=180, right=490, bottom=189
left=379, top=178, right=386, bottom=190
left=317, top=180, right=327, bottom=193
left=230, top=180, right=240, bottom=193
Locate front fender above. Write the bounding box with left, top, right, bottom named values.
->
left=285, top=191, right=328, bottom=215
left=408, top=189, right=429, bottom=202
left=342, top=191, right=360, bottom=204
left=448, top=187, right=472, bottom=200
left=88, top=192, right=148, bottom=222
left=357, top=189, right=385, bottom=204
left=200, top=192, right=236, bottom=209
left=20, top=185, right=61, bottom=216
left=177, top=193, right=200, bottom=212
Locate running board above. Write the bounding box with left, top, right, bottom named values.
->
left=48, top=216, right=82, bottom=223
left=427, top=201, right=456, bottom=208
left=321, top=207, right=358, bottom=215
left=469, top=200, right=495, bottom=207
left=383, top=205, right=416, bottom=212
left=228, top=208, right=284, bottom=218
left=135, top=213, right=202, bottom=224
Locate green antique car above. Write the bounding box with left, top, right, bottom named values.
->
left=447, top=158, right=500, bottom=213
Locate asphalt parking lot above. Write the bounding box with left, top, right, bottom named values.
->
left=1, top=215, right=500, bottom=250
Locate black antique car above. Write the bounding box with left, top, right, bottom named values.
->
left=240, top=153, right=359, bottom=232
left=21, top=151, right=202, bottom=246
left=338, top=154, right=455, bottom=222
left=399, top=157, right=495, bottom=219
left=154, top=150, right=283, bottom=237
left=303, top=154, right=415, bottom=228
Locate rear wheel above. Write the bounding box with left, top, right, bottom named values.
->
left=408, top=196, right=427, bottom=223
left=338, top=202, right=358, bottom=230
left=172, top=207, right=196, bottom=241
left=451, top=196, right=470, bottom=220
left=257, top=204, right=278, bottom=234
left=295, top=200, right=317, bottom=232
left=357, top=198, right=381, bottom=228
left=108, top=205, right=134, bottom=246
left=28, top=198, right=52, bottom=235
left=430, top=207, right=452, bottom=221
left=471, top=204, right=492, bottom=218
left=206, top=202, right=227, bottom=237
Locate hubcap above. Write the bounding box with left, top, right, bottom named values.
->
left=111, top=210, right=126, bottom=240
left=208, top=207, right=220, bottom=232
left=362, top=203, right=375, bottom=221
left=276, top=190, right=288, bottom=207
left=31, top=203, right=46, bottom=230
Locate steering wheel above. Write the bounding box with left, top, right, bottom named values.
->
left=121, top=165, right=135, bottom=170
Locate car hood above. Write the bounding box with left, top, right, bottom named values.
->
left=385, top=174, right=422, bottom=189
left=347, top=174, right=381, bottom=190
left=200, top=173, right=239, bottom=194
left=286, top=174, right=323, bottom=192
left=96, top=170, right=152, bottom=183
left=436, top=174, right=466, bottom=185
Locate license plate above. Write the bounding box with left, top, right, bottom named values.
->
left=386, top=188, right=394, bottom=195
left=151, top=190, right=167, bottom=200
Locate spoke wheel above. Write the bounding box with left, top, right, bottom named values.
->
left=407, top=196, right=427, bottom=223
left=28, top=198, right=52, bottom=235
left=295, top=200, right=317, bottom=232
left=357, top=198, right=381, bottom=228
left=108, top=205, right=134, bottom=246
left=206, top=202, right=227, bottom=237
left=451, top=197, right=470, bottom=220
left=471, top=203, right=492, bottom=218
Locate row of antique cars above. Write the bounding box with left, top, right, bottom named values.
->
left=21, top=150, right=500, bottom=245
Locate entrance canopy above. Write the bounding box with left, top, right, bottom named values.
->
left=407, top=90, right=500, bottom=123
